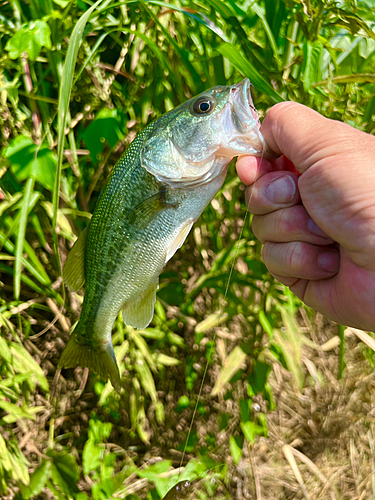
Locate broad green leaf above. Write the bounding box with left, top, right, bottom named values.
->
left=19, top=459, right=51, bottom=499
left=83, top=439, right=102, bottom=475
left=92, top=478, right=114, bottom=500
left=211, top=346, right=247, bottom=396
left=247, top=362, right=271, bottom=395
left=28, top=459, right=51, bottom=496
left=137, top=460, right=171, bottom=480
left=6, top=440, right=30, bottom=485
left=2, top=403, right=45, bottom=423
left=0, top=400, right=37, bottom=421
left=259, top=310, right=273, bottom=338
left=42, top=201, right=76, bottom=240
left=272, top=316, right=304, bottom=390
left=136, top=404, right=150, bottom=444
left=48, top=451, right=79, bottom=498
left=241, top=421, right=265, bottom=443
left=132, top=331, right=157, bottom=372
left=154, top=353, right=180, bottom=366
left=4, top=135, right=57, bottom=190
left=195, top=312, right=228, bottom=333
left=5, top=20, right=51, bottom=61
left=0, top=435, right=12, bottom=472
left=0, top=336, right=11, bottom=363
left=81, top=108, right=127, bottom=163
left=46, top=479, right=66, bottom=500
left=88, top=418, right=112, bottom=442
left=155, top=400, right=165, bottom=424
left=10, top=343, right=49, bottom=392
left=229, top=435, right=243, bottom=465
left=134, top=354, right=158, bottom=403
left=302, top=40, right=323, bottom=91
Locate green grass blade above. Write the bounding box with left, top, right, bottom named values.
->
left=77, top=26, right=176, bottom=85
left=54, top=0, right=106, bottom=271
left=14, top=178, right=34, bottom=300
left=0, top=232, right=51, bottom=286
left=217, top=43, right=283, bottom=103
left=140, top=0, right=200, bottom=93
left=73, top=31, right=109, bottom=85
left=251, top=2, right=279, bottom=59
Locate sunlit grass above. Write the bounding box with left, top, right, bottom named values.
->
left=0, top=0, right=374, bottom=498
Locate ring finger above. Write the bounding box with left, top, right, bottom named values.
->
left=252, top=205, right=333, bottom=245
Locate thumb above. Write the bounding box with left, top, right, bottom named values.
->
left=261, top=102, right=374, bottom=175
left=261, top=102, right=375, bottom=268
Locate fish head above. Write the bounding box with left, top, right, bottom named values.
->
left=141, top=79, right=277, bottom=187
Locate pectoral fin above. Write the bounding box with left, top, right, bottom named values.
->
left=165, top=219, right=194, bottom=263
left=122, top=281, right=158, bottom=329
left=63, top=227, right=87, bottom=292
left=130, top=187, right=176, bottom=230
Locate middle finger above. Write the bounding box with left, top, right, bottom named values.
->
left=246, top=172, right=300, bottom=215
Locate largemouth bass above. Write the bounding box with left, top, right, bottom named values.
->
left=59, top=79, right=275, bottom=389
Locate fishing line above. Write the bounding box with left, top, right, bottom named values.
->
left=179, top=151, right=264, bottom=473
left=179, top=210, right=249, bottom=469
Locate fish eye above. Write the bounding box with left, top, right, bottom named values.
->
left=192, top=96, right=215, bottom=115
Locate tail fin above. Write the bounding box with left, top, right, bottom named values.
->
left=58, top=326, right=121, bottom=391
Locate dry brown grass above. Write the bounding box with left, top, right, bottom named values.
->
left=5, top=305, right=375, bottom=500
left=237, top=314, right=375, bottom=500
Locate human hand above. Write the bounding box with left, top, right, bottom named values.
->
left=237, top=102, right=375, bottom=331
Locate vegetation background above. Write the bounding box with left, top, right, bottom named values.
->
left=1, top=0, right=375, bottom=498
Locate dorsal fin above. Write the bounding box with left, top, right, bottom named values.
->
left=63, top=227, right=87, bottom=292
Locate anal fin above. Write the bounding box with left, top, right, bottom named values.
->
left=122, top=281, right=158, bottom=329
left=63, top=227, right=87, bottom=292
left=165, top=218, right=194, bottom=263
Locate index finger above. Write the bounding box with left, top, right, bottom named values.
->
left=236, top=154, right=299, bottom=186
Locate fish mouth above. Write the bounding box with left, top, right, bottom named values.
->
left=233, top=78, right=261, bottom=134
left=227, top=78, right=279, bottom=160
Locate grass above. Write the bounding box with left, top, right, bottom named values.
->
left=0, top=0, right=375, bottom=498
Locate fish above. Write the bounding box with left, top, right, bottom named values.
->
left=58, top=78, right=276, bottom=389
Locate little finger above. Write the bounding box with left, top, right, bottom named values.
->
left=262, top=241, right=340, bottom=280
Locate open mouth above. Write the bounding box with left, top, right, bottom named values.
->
left=229, top=78, right=261, bottom=135
left=241, top=78, right=261, bottom=129
left=227, top=78, right=279, bottom=160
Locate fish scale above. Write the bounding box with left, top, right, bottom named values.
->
left=58, top=79, right=276, bottom=389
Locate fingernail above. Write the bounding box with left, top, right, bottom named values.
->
left=265, top=176, right=296, bottom=204
left=307, top=218, right=330, bottom=238
left=318, top=251, right=340, bottom=273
